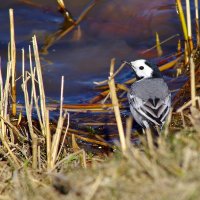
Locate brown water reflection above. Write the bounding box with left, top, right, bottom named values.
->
left=0, top=0, right=181, bottom=102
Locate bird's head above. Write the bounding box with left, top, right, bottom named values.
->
left=123, top=59, right=162, bottom=80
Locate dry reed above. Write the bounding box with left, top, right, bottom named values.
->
left=195, top=0, right=200, bottom=46
left=9, top=9, right=17, bottom=116
left=186, top=0, right=193, bottom=49
left=155, top=32, right=163, bottom=57
left=21, top=48, right=38, bottom=169
left=176, top=0, right=188, bottom=42
left=108, top=58, right=126, bottom=153
left=190, top=55, right=196, bottom=107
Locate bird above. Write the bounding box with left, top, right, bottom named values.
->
left=123, top=59, right=171, bottom=136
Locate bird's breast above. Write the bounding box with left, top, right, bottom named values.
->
left=130, top=78, right=169, bottom=101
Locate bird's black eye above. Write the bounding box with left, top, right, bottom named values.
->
left=139, top=66, right=144, bottom=70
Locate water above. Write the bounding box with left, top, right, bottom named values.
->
left=0, top=0, right=185, bottom=103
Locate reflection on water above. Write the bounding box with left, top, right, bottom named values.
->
left=0, top=0, right=183, bottom=102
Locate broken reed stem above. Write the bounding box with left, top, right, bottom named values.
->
left=195, top=0, right=200, bottom=46
left=56, top=77, right=70, bottom=160
left=181, top=111, right=186, bottom=127
left=184, top=41, right=189, bottom=65
left=32, top=36, right=47, bottom=127
left=56, top=112, right=70, bottom=161
left=186, top=0, right=194, bottom=50
left=51, top=113, right=66, bottom=167
left=1, top=63, right=9, bottom=138
left=9, top=9, right=17, bottom=116
left=0, top=62, right=20, bottom=167
left=186, top=0, right=192, bottom=39
left=93, top=62, right=126, bottom=86
left=0, top=61, right=20, bottom=167
left=1, top=62, right=12, bottom=142
left=190, top=55, right=196, bottom=107
left=176, top=0, right=191, bottom=58
left=22, top=48, right=38, bottom=169
left=57, top=0, right=65, bottom=10
left=195, top=0, right=199, bottom=26
left=108, top=58, right=126, bottom=153
left=46, top=110, right=51, bottom=169
left=176, top=0, right=188, bottom=42
left=31, top=36, right=52, bottom=169
left=29, top=45, right=43, bottom=131
left=142, top=34, right=179, bottom=54
left=156, top=32, right=163, bottom=57
left=50, top=77, right=66, bottom=168
left=0, top=61, right=20, bottom=168
left=60, top=76, right=64, bottom=116
left=0, top=63, right=3, bottom=132
left=177, top=39, right=182, bottom=54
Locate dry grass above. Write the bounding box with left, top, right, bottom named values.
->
left=0, top=125, right=200, bottom=200
left=0, top=3, right=200, bottom=200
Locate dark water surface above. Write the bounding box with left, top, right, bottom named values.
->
left=0, top=0, right=184, bottom=103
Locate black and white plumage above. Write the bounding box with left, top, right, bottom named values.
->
left=125, top=59, right=171, bottom=135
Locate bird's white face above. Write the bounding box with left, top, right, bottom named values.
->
left=130, top=59, right=153, bottom=79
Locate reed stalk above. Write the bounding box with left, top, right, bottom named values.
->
left=21, top=48, right=38, bottom=169
left=1, top=65, right=6, bottom=139
left=9, top=9, right=17, bottom=116
left=50, top=76, right=67, bottom=168
left=177, top=39, right=182, bottom=54
left=29, top=46, right=43, bottom=131
left=93, top=62, right=126, bottom=86
left=142, top=34, right=179, bottom=54
left=176, top=0, right=191, bottom=60
left=186, top=0, right=193, bottom=49
left=0, top=61, right=20, bottom=167
left=156, top=32, right=163, bottom=57
left=0, top=63, right=3, bottom=136
left=56, top=112, right=69, bottom=160
left=190, top=55, right=196, bottom=107
left=32, top=36, right=47, bottom=126
left=195, top=0, right=200, bottom=46
left=45, top=110, right=51, bottom=169
left=108, top=58, right=126, bottom=153
left=32, top=36, right=53, bottom=169
left=184, top=41, right=189, bottom=65
left=176, top=0, right=188, bottom=42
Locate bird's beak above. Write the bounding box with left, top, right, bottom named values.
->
left=121, top=60, right=132, bottom=67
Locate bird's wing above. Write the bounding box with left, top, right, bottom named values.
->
left=128, top=93, right=171, bottom=127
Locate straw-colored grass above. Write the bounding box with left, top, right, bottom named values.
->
left=0, top=125, right=200, bottom=200
left=0, top=2, right=200, bottom=200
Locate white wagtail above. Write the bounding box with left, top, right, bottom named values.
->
left=124, top=59, right=171, bottom=136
